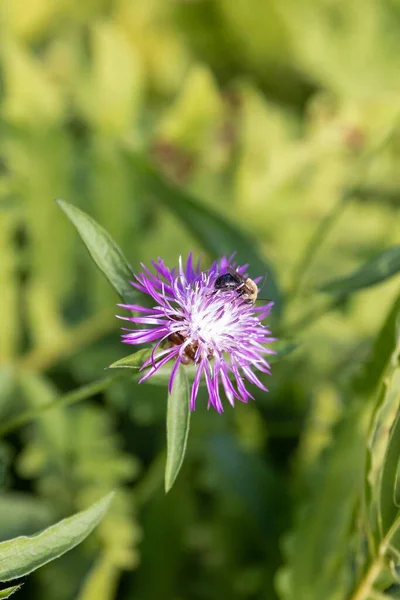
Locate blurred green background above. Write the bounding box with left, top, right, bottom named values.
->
left=1, top=0, right=400, bottom=598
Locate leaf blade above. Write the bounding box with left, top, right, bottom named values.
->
left=367, top=316, right=400, bottom=540
left=57, top=199, right=136, bottom=304
left=0, top=585, right=23, bottom=598
left=0, top=493, right=113, bottom=582
left=319, top=246, right=400, bottom=297
left=165, top=364, right=190, bottom=493
left=108, top=348, right=153, bottom=370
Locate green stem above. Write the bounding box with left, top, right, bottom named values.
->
left=19, top=310, right=115, bottom=373
left=350, top=558, right=384, bottom=600
left=288, top=117, right=400, bottom=305
left=277, top=296, right=341, bottom=338
left=0, top=376, right=117, bottom=437
left=288, top=194, right=349, bottom=302
left=350, top=515, right=400, bottom=600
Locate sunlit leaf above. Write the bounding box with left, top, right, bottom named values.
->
left=350, top=184, right=400, bottom=208
left=128, top=154, right=282, bottom=315
left=367, top=317, right=400, bottom=540
left=352, top=292, right=400, bottom=395
left=165, top=364, right=190, bottom=493
left=380, top=408, right=400, bottom=536
left=279, top=403, right=370, bottom=600
left=108, top=348, right=152, bottom=370
left=319, top=246, right=400, bottom=297
left=77, top=556, right=119, bottom=600
left=57, top=200, right=136, bottom=304
left=0, top=493, right=113, bottom=582
left=0, top=585, right=22, bottom=598
left=0, top=376, right=116, bottom=437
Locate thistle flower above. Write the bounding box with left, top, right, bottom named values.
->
left=118, top=254, right=276, bottom=413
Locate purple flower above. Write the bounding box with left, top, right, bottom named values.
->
left=117, top=254, right=276, bottom=413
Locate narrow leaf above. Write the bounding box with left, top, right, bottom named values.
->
left=352, top=291, right=400, bottom=395
left=0, top=377, right=116, bottom=437
left=271, top=340, right=297, bottom=361
left=280, top=403, right=370, bottom=600
left=57, top=199, right=136, bottom=304
left=381, top=410, right=400, bottom=532
left=368, top=315, right=400, bottom=540
left=319, top=246, right=400, bottom=297
left=165, top=364, right=190, bottom=493
left=0, top=585, right=22, bottom=598
left=108, top=348, right=152, bottom=370
left=0, top=493, right=113, bottom=581
left=128, top=155, right=282, bottom=315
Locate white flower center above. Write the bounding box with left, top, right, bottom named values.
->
left=175, top=284, right=249, bottom=357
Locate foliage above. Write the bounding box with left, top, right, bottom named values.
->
left=1, top=0, right=400, bottom=599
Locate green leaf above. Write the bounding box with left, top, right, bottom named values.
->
left=367, top=318, right=400, bottom=540
left=380, top=408, right=400, bottom=535
left=271, top=340, right=298, bottom=361
left=352, top=291, right=400, bottom=395
left=0, top=585, right=22, bottom=598
left=57, top=199, right=136, bottom=304
left=0, top=462, right=5, bottom=490
left=319, top=246, right=400, bottom=297
left=108, top=347, right=153, bottom=370
left=0, top=376, right=116, bottom=437
left=0, top=493, right=113, bottom=582
left=280, top=403, right=370, bottom=600
left=77, top=556, right=119, bottom=600
left=128, top=155, right=282, bottom=316
left=165, top=364, right=190, bottom=493
left=349, top=184, right=400, bottom=208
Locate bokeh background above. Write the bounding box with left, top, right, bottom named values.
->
left=1, top=0, right=400, bottom=599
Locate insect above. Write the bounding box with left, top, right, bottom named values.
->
left=214, top=268, right=259, bottom=304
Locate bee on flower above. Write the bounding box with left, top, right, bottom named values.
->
left=117, top=254, right=276, bottom=413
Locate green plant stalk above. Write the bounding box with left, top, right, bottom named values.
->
left=288, top=116, right=400, bottom=304
left=19, top=310, right=115, bottom=373
left=350, top=515, right=400, bottom=600
left=288, top=194, right=349, bottom=301
left=277, top=296, right=342, bottom=338
left=0, top=376, right=117, bottom=437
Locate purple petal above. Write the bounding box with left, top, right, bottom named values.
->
left=190, top=361, right=204, bottom=411
left=168, top=357, right=181, bottom=394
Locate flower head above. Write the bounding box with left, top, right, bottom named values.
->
left=118, top=254, right=276, bottom=413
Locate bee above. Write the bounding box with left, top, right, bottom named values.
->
left=214, top=268, right=259, bottom=304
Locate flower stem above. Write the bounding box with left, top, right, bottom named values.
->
left=350, top=514, right=400, bottom=600
left=349, top=557, right=383, bottom=600
left=288, top=117, right=400, bottom=305
left=19, top=310, right=114, bottom=373
left=0, top=375, right=118, bottom=437
left=288, top=194, right=348, bottom=302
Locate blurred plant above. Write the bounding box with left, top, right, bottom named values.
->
left=1, top=0, right=400, bottom=599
